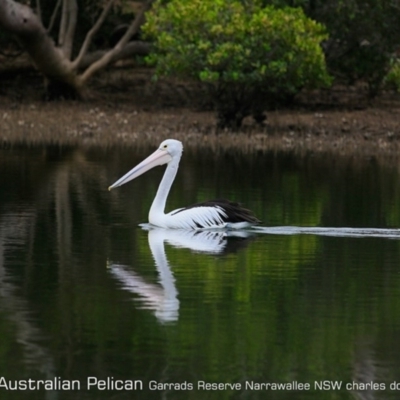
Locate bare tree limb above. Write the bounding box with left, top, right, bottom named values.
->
left=0, top=0, right=36, bottom=34
left=36, top=0, right=42, bottom=24
left=113, top=0, right=154, bottom=51
left=47, top=0, right=61, bottom=34
left=78, top=41, right=151, bottom=69
left=72, top=0, right=114, bottom=70
left=0, top=0, right=154, bottom=98
left=62, top=0, right=78, bottom=59
left=0, top=0, right=78, bottom=92
left=58, top=0, right=68, bottom=46
left=79, top=0, right=154, bottom=84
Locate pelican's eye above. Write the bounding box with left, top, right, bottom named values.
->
left=162, top=144, right=168, bottom=149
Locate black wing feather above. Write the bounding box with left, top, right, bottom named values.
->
left=171, top=198, right=260, bottom=225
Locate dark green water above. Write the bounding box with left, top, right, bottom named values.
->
left=1, top=145, right=400, bottom=400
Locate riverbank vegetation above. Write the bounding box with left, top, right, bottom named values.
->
left=143, top=0, right=331, bottom=128
left=1, top=79, right=400, bottom=157
left=1, top=0, right=400, bottom=141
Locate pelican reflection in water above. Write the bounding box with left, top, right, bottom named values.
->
left=108, top=228, right=255, bottom=323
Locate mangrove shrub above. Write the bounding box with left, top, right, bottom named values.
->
left=261, top=0, right=400, bottom=96
left=143, top=0, right=331, bottom=129
left=308, top=0, right=400, bottom=97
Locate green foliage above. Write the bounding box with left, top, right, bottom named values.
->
left=313, top=0, right=400, bottom=97
left=261, top=0, right=400, bottom=96
left=384, top=59, right=400, bottom=92
left=143, top=0, right=331, bottom=129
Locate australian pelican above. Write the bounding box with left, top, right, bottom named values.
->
left=108, top=139, right=260, bottom=230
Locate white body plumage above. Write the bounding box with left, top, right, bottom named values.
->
left=109, top=139, right=260, bottom=230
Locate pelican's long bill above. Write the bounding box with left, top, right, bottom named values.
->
left=108, top=148, right=172, bottom=191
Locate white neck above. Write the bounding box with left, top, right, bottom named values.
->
left=149, top=154, right=181, bottom=220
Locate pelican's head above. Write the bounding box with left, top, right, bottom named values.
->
left=158, top=139, right=183, bottom=158
left=108, top=139, right=183, bottom=191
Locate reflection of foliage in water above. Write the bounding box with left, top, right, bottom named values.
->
left=1, top=147, right=400, bottom=397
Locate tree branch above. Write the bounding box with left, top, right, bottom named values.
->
left=0, top=0, right=78, bottom=91
left=36, top=0, right=42, bottom=24
left=72, top=0, right=114, bottom=70
left=79, top=0, right=154, bottom=84
left=47, top=0, right=61, bottom=34
left=0, top=0, right=38, bottom=34
left=77, top=41, right=151, bottom=70
left=58, top=0, right=68, bottom=46
left=62, top=0, right=78, bottom=59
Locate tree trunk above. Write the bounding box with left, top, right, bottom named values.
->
left=0, top=0, right=81, bottom=98
left=0, top=0, right=152, bottom=99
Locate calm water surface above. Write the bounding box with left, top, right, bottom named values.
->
left=1, top=145, right=400, bottom=400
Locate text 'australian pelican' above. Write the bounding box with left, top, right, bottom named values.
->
left=108, top=139, right=260, bottom=230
